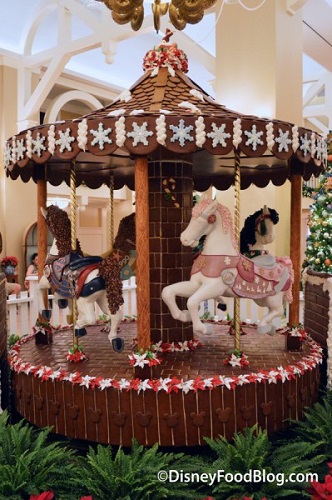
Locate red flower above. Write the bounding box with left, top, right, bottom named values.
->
left=29, top=492, right=54, bottom=500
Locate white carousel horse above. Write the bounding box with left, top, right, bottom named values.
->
left=162, top=196, right=293, bottom=336
left=37, top=206, right=136, bottom=350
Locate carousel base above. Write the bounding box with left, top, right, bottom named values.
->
left=9, top=321, right=321, bottom=447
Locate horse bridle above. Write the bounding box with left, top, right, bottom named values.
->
left=255, top=213, right=271, bottom=236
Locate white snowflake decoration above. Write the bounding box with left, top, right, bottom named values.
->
left=299, top=133, right=311, bottom=157
left=3, top=144, right=11, bottom=167
left=169, top=119, right=194, bottom=147
left=127, top=122, right=153, bottom=146
left=275, top=129, right=292, bottom=152
left=90, top=122, right=113, bottom=150
left=316, top=137, right=325, bottom=160
left=55, top=128, right=75, bottom=153
left=207, top=123, right=231, bottom=148
left=32, top=132, right=46, bottom=157
left=244, top=125, right=264, bottom=151
left=15, top=138, right=26, bottom=160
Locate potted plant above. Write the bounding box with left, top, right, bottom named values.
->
left=1, top=255, right=18, bottom=275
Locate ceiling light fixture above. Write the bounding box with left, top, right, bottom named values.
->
left=98, top=0, right=218, bottom=32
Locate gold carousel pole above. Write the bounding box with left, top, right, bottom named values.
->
left=109, top=174, right=114, bottom=250
left=70, top=162, right=78, bottom=346
left=234, top=150, right=241, bottom=352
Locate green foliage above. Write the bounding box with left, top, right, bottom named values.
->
left=0, top=411, right=83, bottom=499
left=303, top=161, right=332, bottom=274
left=290, top=391, right=332, bottom=470
left=204, top=424, right=323, bottom=499
left=77, top=439, right=203, bottom=499
left=8, top=334, right=20, bottom=347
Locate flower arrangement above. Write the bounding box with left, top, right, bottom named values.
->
left=1, top=255, right=18, bottom=267
left=224, top=349, right=249, bottom=367
left=66, top=344, right=89, bottom=363
left=287, top=324, right=307, bottom=340
left=128, top=348, right=161, bottom=368
left=33, top=319, right=54, bottom=336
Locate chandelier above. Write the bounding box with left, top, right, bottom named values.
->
left=98, top=0, right=218, bottom=32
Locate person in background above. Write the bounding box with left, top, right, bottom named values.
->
left=6, top=280, right=21, bottom=296
left=24, top=253, right=38, bottom=290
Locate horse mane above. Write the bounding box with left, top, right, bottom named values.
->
left=240, top=208, right=279, bottom=253
left=99, top=212, right=135, bottom=315
left=46, top=205, right=83, bottom=257
left=113, top=212, right=136, bottom=253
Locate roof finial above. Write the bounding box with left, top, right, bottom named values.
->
left=163, top=28, right=173, bottom=43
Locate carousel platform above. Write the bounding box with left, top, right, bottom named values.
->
left=8, top=321, right=322, bottom=447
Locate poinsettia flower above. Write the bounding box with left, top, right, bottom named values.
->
left=137, top=379, right=152, bottom=393
left=29, top=492, right=54, bottom=500
left=99, top=378, right=113, bottom=390
left=167, top=377, right=182, bottom=393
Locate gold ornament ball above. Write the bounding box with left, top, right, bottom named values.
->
left=323, top=221, right=328, bottom=226
left=315, top=258, right=321, bottom=264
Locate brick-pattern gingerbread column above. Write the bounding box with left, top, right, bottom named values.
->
left=149, top=160, right=193, bottom=343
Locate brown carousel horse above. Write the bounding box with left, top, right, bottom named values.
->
left=37, top=205, right=136, bottom=351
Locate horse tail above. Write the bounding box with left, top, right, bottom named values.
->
left=99, top=255, right=124, bottom=315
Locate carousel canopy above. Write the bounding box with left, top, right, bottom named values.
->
left=4, top=35, right=326, bottom=191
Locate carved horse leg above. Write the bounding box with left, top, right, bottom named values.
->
left=37, top=275, right=51, bottom=314
left=187, top=279, right=225, bottom=335
left=162, top=280, right=200, bottom=323
left=254, top=293, right=285, bottom=335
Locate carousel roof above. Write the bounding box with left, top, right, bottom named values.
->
left=4, top=37, right=326, bottom=191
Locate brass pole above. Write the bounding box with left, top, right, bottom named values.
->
left=70, top=163, right=77, bottom=345
left=234, top=151, right=241, bottom=351
left=109, top=174, right=114, bottom=249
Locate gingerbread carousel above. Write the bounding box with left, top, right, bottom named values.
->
left=2, top=35, right=326, bottom=446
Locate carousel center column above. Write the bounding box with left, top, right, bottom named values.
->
left=148, top=158, right=193, bottom=344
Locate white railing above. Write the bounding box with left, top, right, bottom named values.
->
left=6, top=276, right=138, bottom=337
left=7, top=277, right=301, bottom=337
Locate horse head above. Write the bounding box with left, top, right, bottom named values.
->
left=181, top=197, right=219, bottom=248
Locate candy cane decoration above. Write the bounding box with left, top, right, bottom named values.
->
left=162, top=178, right=180, bottom=208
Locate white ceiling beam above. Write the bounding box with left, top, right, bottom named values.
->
left=286, top=0, right=309, bottom=15
left=24, top=33, right=103, bottom=69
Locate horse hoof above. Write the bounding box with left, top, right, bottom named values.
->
left=41, top=310, right=52, bottom=320
left=217, top=302, right=227, bottom=311
left=257, top=324, right=273, bottom=335
left=112, top=337, right=124, bottom=353
left=75, top=327, right=87, bottom=338
left=58, top=299, right=68, bottom=309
